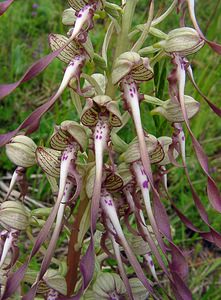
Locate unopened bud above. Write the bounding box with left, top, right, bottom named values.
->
left=123, top=134, right=164, bottom=164
left=93, top=273, right=126, bottom=298
left=0, top=201, right=30, bottom=231
left=162, top=27, right=204, bottom=56
left=62, top=8, right=76, bottom=26
left=112, top=51, right=153, bottom=85
left=43, top=269, right=67, bottom=296
left=6, top=135, right=37, bottom=168
left=129, top=278, right=149, bottom=300
left=35, top=147, right=61, bottom=178
left=151, top=95, right=200, bottom=122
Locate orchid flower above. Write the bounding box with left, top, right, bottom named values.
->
left=100, top=188, right=154, bottom=296
left=112, top=52, right=154, bottom=184
left=81, top=95, right=122, bottom=232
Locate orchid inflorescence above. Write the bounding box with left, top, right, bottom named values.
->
left=0, top=0, right=221, bottom=299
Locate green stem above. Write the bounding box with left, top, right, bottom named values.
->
left=106, top=0, right=138, bottom=98
left=131, top=0, right=155, bottom=52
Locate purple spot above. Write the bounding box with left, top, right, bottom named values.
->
left=97, top=130, right=99, bottom=133
left=96, top=135, right=98, bottom=139
left=133, top=87, right=136, bottom=93
left=78, top=13, right=82, bottom=17
left=32, top=3, right=38, bottom=9
left=130, top=93, right=134, bottom=98
left=99, top=136, right=102, bottom=140
left=182, top=136, right=185, bottom=141
left=129, top=88, right=132, bottom=92
left=150, top=260, right=154, bottom=266
left=143, top=180, right=148, bottom=188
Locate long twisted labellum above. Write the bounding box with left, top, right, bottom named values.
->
left=132, top=161, right=167, bottom=254
left=23, top=180, right=74, bottom=300
left=106, top=219, right=134, bottom=300
left=124, top=188, right=169, bottom=277
left=187, top=0, right=221, bottom=54
left=175, top=56, right=221, bottom=212
left=2, top=146, right=77, bottom=299
left=122, top=76, right=153, bottom=184
left=100, top=189, right=154, bottom=296
left=0, top=54, right=86, bottom=147
left=0, top=0, right=14, bottom=16
left=187, top=65, right=221, bottom=117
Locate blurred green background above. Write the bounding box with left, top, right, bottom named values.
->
left=0, top=0, right=221, bottom=298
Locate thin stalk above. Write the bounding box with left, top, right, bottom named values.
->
left=151, top=0, right=178, bottom=26
left=132, top=0, right=154, bottom=52
left=106, top=0, right=138, bottom=98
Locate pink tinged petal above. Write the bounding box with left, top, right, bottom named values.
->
left=144, top=253, right=158, bottom=282
left=124, top=188, right=167, bottom=274
left=47, top=289, right=59, bottom=300
left=133, top=161, right=167, bottom=255
left=0, top=0, right=14, bottom=16
left=4, top=167, right=20, bottom=200
left=174, top=123, right=186, bottom=164
left=58, top=145, right=77, bottom=204
left=90, top=121, right=109, bottom=230
left=0, top=231, right=14, bottom=268
left=160, top=166, right=168, bottom=192
left=100, top=190, right=154, bottom=295
left=122, top=76, right=153, bottom=185
left=70, top=4, right=95, bottom=40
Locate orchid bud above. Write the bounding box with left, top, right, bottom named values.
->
left=6, top=135, right=37, bottom=168
left=35, top=147, right=61, bottom=177
left=162, top=27, right=204, bottom=56
left=0, top=201, right=30, bottom=231
left=151, top=95, right=200, bottom=122
left=43, top=269, right=67, bottom=296
left=129, top=278, right=149, bottom=300
left=92, top=273, right=126, bottom=298
left=83, top=73, right=106, bottom=98
left=62, top=8, right=76, bottom=25
left=122, top=134, right=164, bottom=164
left=118, top=163, right=133, bottom=187
left=127, top=230, right=156, bottom=256
left=112, top=51, right=153, bottom=85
